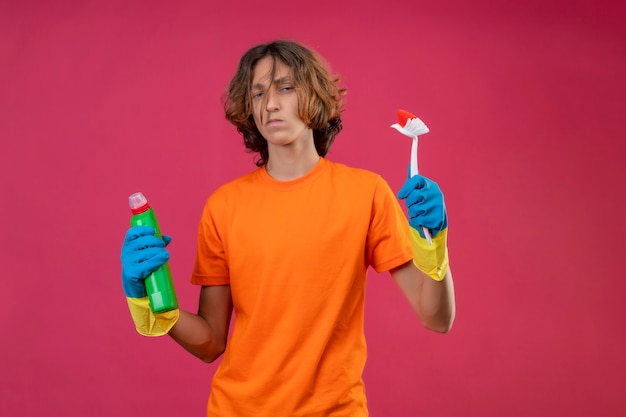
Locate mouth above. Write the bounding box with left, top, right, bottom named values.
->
left=266, top=118, right=282, bottom=125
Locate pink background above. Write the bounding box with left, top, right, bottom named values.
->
left=1, top=0, right=625, bottom=416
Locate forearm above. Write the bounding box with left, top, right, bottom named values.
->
left=392, top=261, right=455, bottom=333
left=417, top=267, right=455, bottom=333
left=168, top=309, right=228, bottom=363
left=168, top=285, right=233, bottom=363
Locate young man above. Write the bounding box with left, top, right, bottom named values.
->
left=121, top=40, right=455, bottom=416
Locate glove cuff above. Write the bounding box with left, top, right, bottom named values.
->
left=410, top=226, right=449, bottom=281
left=126, top=297, right=179, bottom=337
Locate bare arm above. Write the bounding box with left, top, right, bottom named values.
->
left=168, top=285, right=233, bottom=363
left=390, top=261, right=455, bottom=333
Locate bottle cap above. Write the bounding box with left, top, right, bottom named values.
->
left=129, top=192, right=150, bottom=213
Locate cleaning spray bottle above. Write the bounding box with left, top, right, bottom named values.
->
left=128, top=192, right=178, bottom=313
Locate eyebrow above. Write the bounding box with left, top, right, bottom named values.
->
left=250, top=76, right=293, bottom=91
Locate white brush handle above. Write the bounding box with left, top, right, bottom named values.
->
left=392, top=117, right=432, bottom=245
left=410, top=136, right=419, bottom=177
left=422, top=227, right=433, bottom=245
left=411, top=136, right=432, bottom=245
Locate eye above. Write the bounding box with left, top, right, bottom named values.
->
left=280, top=86, right=294, bottom=93
left=251, top=91, right=264, bottom=100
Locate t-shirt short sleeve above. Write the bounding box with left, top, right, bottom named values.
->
left=366, top=177, right=413, bottom=273
left=190, top=193, right=231, bottom=286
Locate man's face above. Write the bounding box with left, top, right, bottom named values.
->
left=250, top=57, right=310, bottom=149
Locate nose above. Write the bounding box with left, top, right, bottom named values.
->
left=265, top=87, right=279, bottom=112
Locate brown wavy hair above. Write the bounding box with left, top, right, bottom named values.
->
left=223, top=40, right=346, bottom=167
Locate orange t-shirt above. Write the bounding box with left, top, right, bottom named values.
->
left=191, top=158, right=413, bottom=416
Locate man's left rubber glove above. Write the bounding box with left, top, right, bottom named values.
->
left=398, top=175, right=449, bottom=281
left=121, top=226, right=179, bottom=336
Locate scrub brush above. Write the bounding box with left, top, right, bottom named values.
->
left=391, top=109, right=432, bottom=244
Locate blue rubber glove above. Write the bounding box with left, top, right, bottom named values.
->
left=397, top=174, right=448, bottom=238
left=397, top=174, right=449, bottom=281
left=121, top=226, right=171, bottom=298
left=121, top=226, right=178, bottom=337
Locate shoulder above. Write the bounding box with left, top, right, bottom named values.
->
left=324, top=160, right=397, bottom=199
left=324, top=159, right=383, bottom=185
left=210, top=169, right=260, bottom=198
left=202, top=169, right=261, bottom=214
left=320, top=160, right=399, bottom=209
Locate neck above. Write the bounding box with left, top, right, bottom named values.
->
left=266, top=137, right=320, bottom=181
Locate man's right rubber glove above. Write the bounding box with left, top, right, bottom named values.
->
left=121, top=226, right=179, bottom=336
left=398, top=174, right=449, bottom=281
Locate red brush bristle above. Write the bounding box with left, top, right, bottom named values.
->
left=397, top=109, right=417, bottom=127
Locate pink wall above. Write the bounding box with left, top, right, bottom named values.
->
left=1, top=0, right=625, bottom=416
